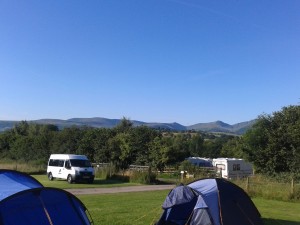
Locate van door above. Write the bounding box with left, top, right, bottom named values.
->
left=62, top=160, right=72, bottom=179
left=56, top=160, right=65, bottom=179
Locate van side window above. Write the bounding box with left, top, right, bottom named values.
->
left=58, top=160, right=64, bottom=167
left=65, top=160, right=71, bottom=169
left=49, top=159, right=59, bottom=167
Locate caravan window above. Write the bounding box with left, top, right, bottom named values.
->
left=233, top=164, right=240, bottom=171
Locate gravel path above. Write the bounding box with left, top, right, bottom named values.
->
left=65, top=185, right=175, bottom=196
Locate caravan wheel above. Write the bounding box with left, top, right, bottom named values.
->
left=67, top=175, right=73, bottom=184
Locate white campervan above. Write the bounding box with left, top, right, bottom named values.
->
left=47, top=154, right=95, bottom=183
left=212, top=158, right=253, bottom=179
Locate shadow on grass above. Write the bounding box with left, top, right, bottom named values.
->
left=155, top=178, right=178, bottom=185
left=155, top=178, right=179, bottom=185
left=91, top=179, right=129, bottom=185
left=263, top=218, right=300, bottom=225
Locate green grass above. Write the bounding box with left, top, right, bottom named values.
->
left=32, top=174, right=142, bottom=189
left=31, top=175, right=300, bottom=224
left=253, top=198, right=300, bottom=225
left=78, top=192, right=300, bottom=225
left=78, top=190, right=169, bottom=225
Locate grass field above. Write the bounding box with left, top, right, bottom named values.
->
left=77, top=191, right=300, bottom=225
left=33, top=174, right=300, bottom=225
left=32, top=174, right=141, bottom=189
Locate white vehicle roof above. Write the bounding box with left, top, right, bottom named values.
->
left=186, top=157, right=212, bottom=161
left=213, top=158, right=244, bottom=162
left=49, top=154, right=88, bottom=160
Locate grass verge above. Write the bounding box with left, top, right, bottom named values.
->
left=78, top=191, right=300, bottom=225
left=32, top=174, right=142, bottom=189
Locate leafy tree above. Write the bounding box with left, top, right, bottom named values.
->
left=242, top=105, right=300, bottom=176
left=10, top=136, right=34, bottom=162
left=114, top=117, right=133, bottom=133
left=220, top=136, right=244, bottom=158
left=50, top=126, right=84, bottom=154
left=188, top=134, right=204, bottom=156
left=130, top=126, right=161, bottom=166
left=92, top=128, right=114, bottom=163
left=12, top=121, right=29, bottom=136
left=0, top=131, right=14, bottom=157
left=107, top=133, right=132, bottom=171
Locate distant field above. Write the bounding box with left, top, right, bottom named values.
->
left=77, top=191, right=300, bottom=225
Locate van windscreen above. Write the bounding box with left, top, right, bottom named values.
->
left=70, top=159, right=92, bottom=168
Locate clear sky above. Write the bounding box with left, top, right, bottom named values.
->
left=0, top=0, right=299, bottom=125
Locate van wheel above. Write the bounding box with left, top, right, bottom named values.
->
left=67, top=175, right=73, bottom=184
left=48, top=172, right=53, bottom=181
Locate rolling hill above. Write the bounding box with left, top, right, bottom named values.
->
left=0, top=117, right=255, bottom=134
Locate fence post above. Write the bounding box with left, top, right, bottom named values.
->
left=291, top=178, right=294, bottom=195
left=246, top=177, right=250, bottom=192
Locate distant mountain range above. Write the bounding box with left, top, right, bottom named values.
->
left=0, top=117, right=256, bottom=135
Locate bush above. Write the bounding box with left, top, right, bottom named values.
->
left=95, top=165, right=118, bottom=179
left=129, top=171, right=157, bottom=184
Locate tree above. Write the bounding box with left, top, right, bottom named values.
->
left=130, top=126, right=161, bottom=166
left=92, top=128, right=114, bottom=163
left=188, top=134, right=204, bottom=156
left=13, top=121, right=29, bottom=136
left=115, top=117, right=133, bottom=133
left=10, top=136, right=34, bottom=162
left=50, top=126, right=84, bottom=154
left=107, top=133, right=132, bottom=171
left=220, top=137, right=245, bottom=158
left=242, top=105, right=300, bottom=176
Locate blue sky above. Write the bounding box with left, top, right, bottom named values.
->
left=0, top=0, right=299, bottom=125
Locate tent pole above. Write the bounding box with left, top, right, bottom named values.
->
left=39, top=196, right=54, bottom=225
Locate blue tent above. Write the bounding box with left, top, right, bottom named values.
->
left=156, top=178, right=263, bottom=225
left=0, top=170, right=92, bottom=225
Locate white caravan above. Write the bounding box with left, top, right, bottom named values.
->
left=212, top=158, right=253, bottom=179
left=47, top=154, right=95, bottom=183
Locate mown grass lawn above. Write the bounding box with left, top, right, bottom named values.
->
left=33, top=175, right=300, bottom=224
left=32, top=174, right=141, bottom=189
left=78, top=191, right=300, bottom=225
left=253, top=198, right=300, bottom=225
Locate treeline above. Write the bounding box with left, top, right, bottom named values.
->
left=0, top=105, right=299, bottom=178
left=0, top=118, right=234, bottom=171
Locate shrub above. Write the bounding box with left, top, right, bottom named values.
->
left=95, top=165, right=118, bottom=179
left=129, top=171, right=157, bottom=184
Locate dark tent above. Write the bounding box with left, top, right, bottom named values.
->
left=0, top=170, right=93, bottom=225
left=156, top=178, right=263, bottom=225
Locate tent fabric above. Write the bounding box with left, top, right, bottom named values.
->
left=189, top=208, right=212, bottom=225
left=163, top=185, right=198, bottom=209
left=215, top=179, right=263, bottom=225
left=0, top=170, right=43, bottom=201
left=158, top=185, right=199, bottom=225
left=188, top=179, right=220, bottom=225
left=0, top=170, right=92, bottom=225
left=156, top=178, right=263, bottom=225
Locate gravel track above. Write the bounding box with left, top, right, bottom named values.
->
left=65, top=185, right=175, bottom=196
